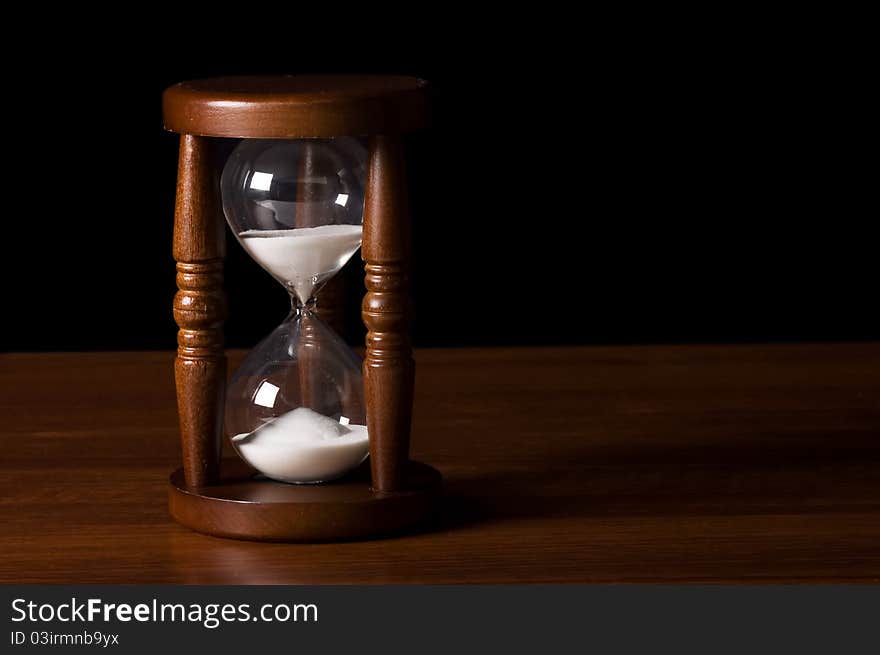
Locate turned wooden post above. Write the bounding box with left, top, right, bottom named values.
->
left=172, top=134, right=227, bottom=488
left=298, top=139, right=345, bottom=335
left=296, top=140, right=345, bottom=409
left=315, top=276, right=346, bottom=337
left=362, top=134, right=414, bottom=492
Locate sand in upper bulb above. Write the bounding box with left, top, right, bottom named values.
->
left=232, top=407, right=369, bottom=483
left=239, top=224, right=363, bottom=303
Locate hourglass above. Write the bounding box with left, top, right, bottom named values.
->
left=162, top=76, right=441, bottom=541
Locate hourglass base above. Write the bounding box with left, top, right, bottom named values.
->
left=168, top=459, right=442, bottom=542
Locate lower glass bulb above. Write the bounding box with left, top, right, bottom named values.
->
left=225, top=309, right=368, bottom=484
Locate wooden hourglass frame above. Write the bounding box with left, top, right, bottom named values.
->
left=162, top=76, right=441, bottom=541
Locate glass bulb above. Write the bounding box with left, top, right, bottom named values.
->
left=221, top=137, right=367, bottom=304
left=221, top=138, right=369, bottom=484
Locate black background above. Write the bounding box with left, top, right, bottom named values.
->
left=1, top=19, right=873, bottom=351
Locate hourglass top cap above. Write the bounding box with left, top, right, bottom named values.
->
left=163, top=75, right=430, bottom=139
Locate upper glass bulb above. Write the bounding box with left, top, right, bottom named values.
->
left=221, top=138, right=367, bottom=304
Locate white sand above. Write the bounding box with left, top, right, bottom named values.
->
left=239, top=224, right=363, bottom=303
left=232, top=407, right=369, bottom=483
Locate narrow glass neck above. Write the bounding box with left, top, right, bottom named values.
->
left=291, top=293, right=317, bottom=315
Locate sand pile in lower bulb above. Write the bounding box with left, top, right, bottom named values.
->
left=232, top=407, right=369, bottom=484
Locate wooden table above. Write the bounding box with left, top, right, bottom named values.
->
left=1, top=344, right=879, bottom=584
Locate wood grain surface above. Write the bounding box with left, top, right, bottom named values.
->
left=163, top=75, right=430, bottom=138
left=1, top=344, right=879, bottom=584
